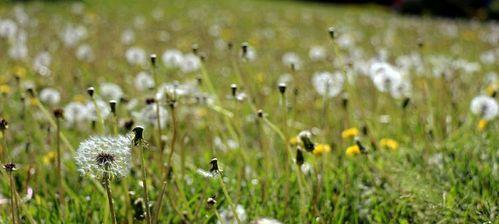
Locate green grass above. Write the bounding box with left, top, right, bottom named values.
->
left=0, top=0, right=497, bottom=223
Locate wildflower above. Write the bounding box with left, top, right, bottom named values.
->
left=75, top=135, right=132, bottom=179
left=64, top=102, right=88, bottom=123
left=42, top=151, right=56, bottom=165
left=379, top=138, right=399, bottom=151
left=0, top=85, right=11, bottom=94
left=312, top=71, right=344, bottom=98
left=99, top=82, right=124, bottom=101
left=308, top=45, right=326, bottom=61
left=251, top=218, right=283, bottom=224
left=289, top=136, right=299, bottom=146
left=281, top=52, right=302, bottom=70
left=341, top=128, right=359, bottom=139
left=33, top=51, right=52, bottom=76
left=180, top=53, right=201, bottom=73
left=125, top=47, right=147, bottom=66
left=3, top=163, right=16, bottom=172
left=76, top=44, right=94, bottom=62
left=121, top=29, right=135, bottom=45
left=134, top=71, right=155, bottom=91
left=161, top=49, right=183, bottom=68
left=39, top=88, right=61, bottom=106
left=470, top=95, right=498, bottom=120
left=298, top=131, right=315, bottom=151
left=345, top=145, right=360, bottom=156
left=207, top=196, right=217, bottom=208
left=133, top=104, right=168, bottom=129
left=218, top=204, right=247, bottom=224
left=12, top=66, right=27, bottom=79
left=486, top=83, right=497, bottom=97
left=312, top=144, right=331, bottom=156
left=477, top=119, right=488, bottom=131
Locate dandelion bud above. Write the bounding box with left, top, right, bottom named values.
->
left=145, top=98, right=155, bottom=105
left=209, top=157, right=219, bottom=173
left=361, top=125, right=368, bottom=136
left=3, top=163, right=16, bottom=172
left=241, top=42, right=248, bottom=57
left=192, top=44, right=199, bottom=55
left=278, top=83, right=286, bottom=94
left=132, top=198, right=146, bottom=221
left=150, top=54, right=157, bottom=67
left=87, top=87, right=95, bottom=97
left=402, top=97, right=410, bottom=109
left=206, top=196, right=217, bottom=208
left=355, top=139, right=367, bottom=154
left=230, top=84, right=237, bottom=97
left=53, top=108, right=64, bottom=119
left=342, top=94, right=348, bottom=109
left=227, top=42, right=233, bottom=50
left=328, top=27, right=336, bottom=39
left=132, top=126, right=144, bottom=146
left=257, top=109, right=264, bottom=118
left=0, top=118, right=8, bottom=131
left=296, top=147, right=304, bottom=166
left=199, top=54, right=206, bottom=62
left=26, top=88, right=35, bottom=98
left=123, top=119, right=134, bottom=131
left=290, top=63, right=296, bottom=71
left=298, top=131, right=315, bottom=152
left=491, top=90, right=497, bottom=98
left=417, top=40, right=424, bottom=48
left=109, top=100, right=117, bottom=115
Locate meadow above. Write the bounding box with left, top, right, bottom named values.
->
left=0, top=0, right=498, bottom=223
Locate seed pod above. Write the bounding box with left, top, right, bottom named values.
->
left=3, top=163, right=16, bottom=172
left=402, top=97, right=410, bottom=109
left=109, top=100, right=117, bottom=115
left=0, top=118, right=8, bottom=131
left=132, top=126, right=144, bottom=146
left=296, top=147, right=304, bottom=166
left=278, top=83, right=286, bottom=94
left=209, top=158, right=219, bottom=173
left=150, top=54, right=157, bottom=67
left=53, top=108, right=64, bottom=119
left=299, top=131, right=315, bottom=152
left=257, top=109, right=264, bottom=118
left=87, top=87, right=95, bottom=97
left=328, top=27, right=336, bottom=39
left=230, top=84, right=237, bottom=98
left=132, top=198, right=146, bottom=221
left=241, top=42, right=248, bottom=58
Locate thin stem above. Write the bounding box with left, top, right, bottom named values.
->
left=8, top=172, right=18, bottom=224
left=214, top=209, right=226, bottom=224
left=56, top=118, right=64, bottom=218
left=103, top=174, right=117, bottom=224
left=217, top=175, right=241, bottom=224
left=139, top=147, right=152, bottom=224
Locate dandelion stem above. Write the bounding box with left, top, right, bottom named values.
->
left=103, top=173, right=117, bottom=224
left=8, top=171, right=18, bottom=224
left=139, top=146, right=152, bottom=224
left=55, top=117, right=65, bottom=218
left=217, top=175, right=242, bottom=224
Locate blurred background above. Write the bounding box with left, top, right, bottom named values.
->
left=299, top=0, right=499, bottom=20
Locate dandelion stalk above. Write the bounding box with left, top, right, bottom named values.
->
left=139, top=145, right=152, bottom=224
left=6, top=165, right=18, bottom=224
left=103, top=171, right=117, bottom=224
left=217, top=175, right=242, bottom=224
left=54, top=109, right=65, bottom=218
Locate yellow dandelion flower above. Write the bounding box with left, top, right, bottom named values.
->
left=12, top=66, right=27, bottom=79
left=42, top=151, right=57, bottom=165
left=486, top=83, right=497, bottom=97
left=30, top=98, right=40, bottom=106
left=312, top=144, right=331, bottom=156
left=256, top=72, right=265, bottom=84
left=345, top=145, right=360, bottom=156
left=341, top=128, right=359, bottom=139
left=289, top=136, right=300, bottom=146
left=477, top=119, right=488, bottom=131
left=73, top=94, right=87, bottom=103
left=195, top=108, right=208, bottom=118
left=0, top=85, right=11, bottom=94
left=379, top=138, right=399, bottom=151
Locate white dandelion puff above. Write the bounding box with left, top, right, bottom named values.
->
left=308, top=45, right=326, bottom=61
left=75, top=135, right=132, bottom=179
left=64, top=102, right=89, bottom=124
left=99, top=82, right=124, bottom=101
left=180, top=53, right=201, bottom=73
left=125, top=46, right=147, bottom=66
left=133, top=104, right=168, bottom=129
left=218, top=204, right=247, bottom=224
left=86, top=100, right=111, bottom=121
left=470, top=95, right=498, bottom=120
left=161, top=49, right=183, bottom=68
left=76, top=44, right=94, bottom=62
left=282, top=52, right=302, bottom=69
left=121, top=29, right=135, bottom=45
left=39, top=88, right=61, bottom=106
left=251, top=218, right=283, bottom=224
left=312, top=71, right=344, bottom=98
left=134, top=71, right=155, bottom=91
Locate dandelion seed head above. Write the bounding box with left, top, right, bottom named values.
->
left=312, top=71, right=344, bottom=98
left=99, top=82, right=124, bottom=101
left=39, top=88, right=61, bottom=105
left=470, top=95, right=498, bottom=120
left=75, top=135, right=132, bottom=179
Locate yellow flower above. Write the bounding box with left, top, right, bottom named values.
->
left=486, top=83, right=497, bottom=97
left=0, top=85, right=11, bottom=94
left=345, top=145, right=360, bottom=156
left=12, top=66, right=27, bottom=79
left=195, top=108, right=208, bottom=118
left=341, top=128, right=359, bottom=139
left=289, top=136, right=300, bottom=146
left=380, top=138, right=399, bottom=151
left=312, top=144, right=331, bottom=156
left=42, top=151, right=56, bottom=165
left=30, top=98, right=39, bottom=106
left=477, top=119, right=488, bottom=131
left=73, top=94, right=87, bottom=103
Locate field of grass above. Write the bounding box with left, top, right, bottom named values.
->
left=0, top=0, right=498, bottom=223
